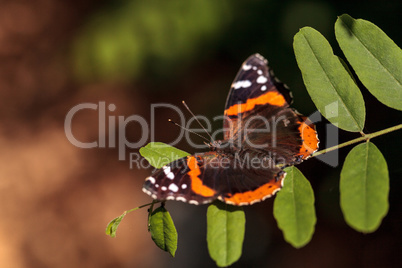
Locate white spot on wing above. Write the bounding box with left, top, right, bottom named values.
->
left=168, top=183, right=179, bottom=192
left=181, top=184, right=187, bottom=189
left=256, top=76, right=268, bottom=84
left=261, top=85, right=267, bottom=91
left=163, top=166, right=171, bottom=175
left=176, top=197, right=187, bottom=202
left=223, top=199, right=235, bottom=205
left=161, top=186, right=167, bottom=191
left=272, top=188, right=281, bottom=195
left=250, top=199, right=262, bottom=205
left=262, top=194, right=272, bottom=201
left=242, top=64, right=252, bottom=70
left=189, top=200, right=199, bottom=205
left=142, top=188, right=152, bottom=195
left=146, top=176, right=156, bottom=184
left=232, top=80, right=252, bottom=90
left=257, top=70, right=263, bottom=75
left=163, top=166, right=175, bottom=180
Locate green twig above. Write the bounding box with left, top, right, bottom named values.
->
left=126, top=201, right=158, bottom=214
left=312, top=124, right=402, bottom=157
left=147, top=200, right=158, bottom=231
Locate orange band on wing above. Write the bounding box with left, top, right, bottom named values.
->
left=225, top=91, right=286, bottom=116
left=187, top=156, right=216, bottom=197
left=298, top=120, right=319, bottom=159
left=223, top=180, right=283, bottom=205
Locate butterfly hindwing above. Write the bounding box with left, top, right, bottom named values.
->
left=142, top=152, right=285, bottom=206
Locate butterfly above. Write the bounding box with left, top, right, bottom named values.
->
left=142, top=54, right=319, bottom=205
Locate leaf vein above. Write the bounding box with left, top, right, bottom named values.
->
left=301, top=33, right=362, bottom=129
left=342, top=20, right=402, bottom=87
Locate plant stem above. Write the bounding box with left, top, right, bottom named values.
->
left=147, top=200, right=158, bottom=230
left=126, top=201, right=159, bottom=213
left=312, top=124, right=402, bottom=157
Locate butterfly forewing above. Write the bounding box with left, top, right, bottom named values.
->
left=223, top=54, right=318, bottom=163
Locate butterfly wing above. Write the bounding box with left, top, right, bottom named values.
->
left=142, top=152, right=285, bottom=206
left=224, top=53, right=292, bottom=116
left=142, top=54, right=319, bottom=206
left=223, top=53, right=318, bottom=164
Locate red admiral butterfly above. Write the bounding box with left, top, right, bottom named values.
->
left=142, top=54, right=319, bottom=206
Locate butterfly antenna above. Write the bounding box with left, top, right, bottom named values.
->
left=168, top=119, right=210, bottom=143
left=181, top=100, right=214, bottom=141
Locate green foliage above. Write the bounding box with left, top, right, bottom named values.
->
left=105, top=202, right=157, bottom=238
left=207, top=202, right=245, bottom=267
left=149, top=206, right=178, bottom=257
left=340, top=142, right=389, bottom=232
left=293, top=14, right=399, bottom=235
left=273, top=166, right=316, bottom=248
left=335, top=14, right=402, bottom=111
left=139, top=142, right=190, bottom=168
left=293, top=27, right=365, bottom=132
left=105, top=14, right=401, bottom=267
left=72, top=0, right=232, bottom=82
left=105, top=211, right=127, bottom=238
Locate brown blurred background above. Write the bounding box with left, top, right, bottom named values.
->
left=0, top=0, right=401, bottom=267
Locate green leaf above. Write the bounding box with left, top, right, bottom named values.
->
left=105, top=211, right=127, bottom=238
left=139, top=142, right=190, bottom=168
left=273, top=166, right=316, bottom=248
left=149, top=206, right=178, bottom=257
left=335, top=14, right=402, bottom=111
left=340, top=142, right=389, bottom=232
left=207, top=202, right=245, bottom=267
left=294, top=27, right=366, bottom=132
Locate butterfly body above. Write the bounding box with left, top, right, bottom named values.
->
left=142, top=54, right=319, bottom=206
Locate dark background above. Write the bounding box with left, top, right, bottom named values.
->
left=0, top=0, right=401, bottom=267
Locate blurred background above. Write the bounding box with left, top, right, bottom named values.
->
left=0, top=0, right=401, bottom=267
